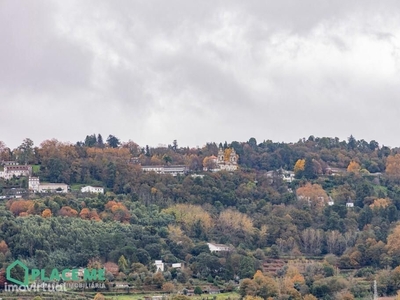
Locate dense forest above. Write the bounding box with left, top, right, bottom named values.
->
left=2, top=134, right=400, bottom=299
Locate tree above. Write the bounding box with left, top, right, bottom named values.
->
left=252, top=270, right=278, bottom=298
left=153, top=272, right=165, bottom=288
left=93, top=293, right=105, bottom=300
left=58, top=206, right=78, bottom=217
left=203, top=156, right=217, bottom=171
left=163, top=154, right=172, bottom=165
left=387, top=224, right=400, bottom=265
left=84, top=134, right=97, bottom=147
left=194, top=286, right=202, bottom=295
left=0, top=141, right=11, bottom=161
left=218, top=208, right=254, bottom=237
left=162, top=282, right=175, bottom=293
left=107, top=135, right=120, bottom=148
left=0, top=241, right=8, bottom=255
left=348, top=135, right=357, bottom=150
left=41, top=209, right=52, bottom=218
left=296, top=183, right=329, bottom=210
left=303, top=157, right=317, bottom=179
left=97, top=134, right=104, bottom=148
left=104, top=262, right=119, bottom=276
left=294, top=159, right=305, bottom=172
left=16, top=138, right=35, bottom=164
left=240, top=278, right=257, bottom=297
left=294, top=159, right=305, bottom=178
left=386, top=154, right=400, bottom=180
left=347, top=161, right=361, bottom=174
left=118, top=255, right=128, bottom=272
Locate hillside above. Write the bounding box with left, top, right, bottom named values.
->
left=1, top=135, right=400, bottom=299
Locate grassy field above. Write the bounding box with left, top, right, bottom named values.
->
left=32, top=165, right=40, bottom=173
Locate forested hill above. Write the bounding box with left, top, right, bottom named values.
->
left=1, top=134, right=400, bottom=298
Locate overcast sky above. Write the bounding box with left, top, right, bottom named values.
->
left=2, top=1, right=400, bottom=149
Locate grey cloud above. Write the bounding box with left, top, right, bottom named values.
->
left=2, top=0, right=400, bottom=149
left=0, top=1, right=92, bottom=92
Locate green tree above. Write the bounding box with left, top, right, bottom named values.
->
left=153, top=272, right=165, bottom=288
left=97, top=134, right=104, bottom=148
left=84, top=134, right=97, bottom=147
left=118, top=255, right=128, bottom=272
left=17, top=138, right=35, bottom=164
left=163, top=154, right=172, bottom=165
left=107, top=135, right=120, bottom=148
left=194, top=286, right=202, bottom=295
left=303, top=157, right=317, bottom=179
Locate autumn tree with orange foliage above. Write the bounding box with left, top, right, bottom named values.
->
left=93, top=293, right=105, bottom=300
left=294, top=159, right=305, bottom=173
left=9, top=200, right=34, bottom=216
left=277, top=265, right=305, bottom=299
left=386, top=154, right=400, bottom=180
left=80, top=208, right=101, bottom=221
left=0, top=241, right=9, bottom=255
left=387, top=224, right=400, bottom=265
left=370, top=198, right=391, bottom=209
left=347, top=161, right=361, bottom=174
left=249, top=270, right=278, bottom=299
left=41, top=209, right=52, bottom=218
left=105, top=201, right=130, bottom=222
left=58, top=206, right=78, bottom=217
left=296, top=183, right=329, bottom=210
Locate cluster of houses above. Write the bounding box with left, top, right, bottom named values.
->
left=0, top=160, right=104, bottom=195
left=266, top=169, right=296, bottom=183
left=154, top=243, right=231, bottom=272
left=297, top=194, right=355, bottom=208
left=28, top=177, right=104, bottom=194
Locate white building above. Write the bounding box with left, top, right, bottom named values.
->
left=2, top=161, right=18, bottom=166
left=204, top=148, right=239, bottom=172
left=142, top=165, right=187, bottom=176
left=81, top=186, right=104, bottom=194
left=154, top=260, right=164, bottom=272
left=207, top=243, right=231, bottom=252
left=216, top=148, right=238, bottom=171
left=282, top=170, right=295, bottom=183
left=29, top=177, right=68, bottom=193
left=0, top=164, right=32, bottom=179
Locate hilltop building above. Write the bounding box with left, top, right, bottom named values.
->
left=204, top=148, right=239, bottom=172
